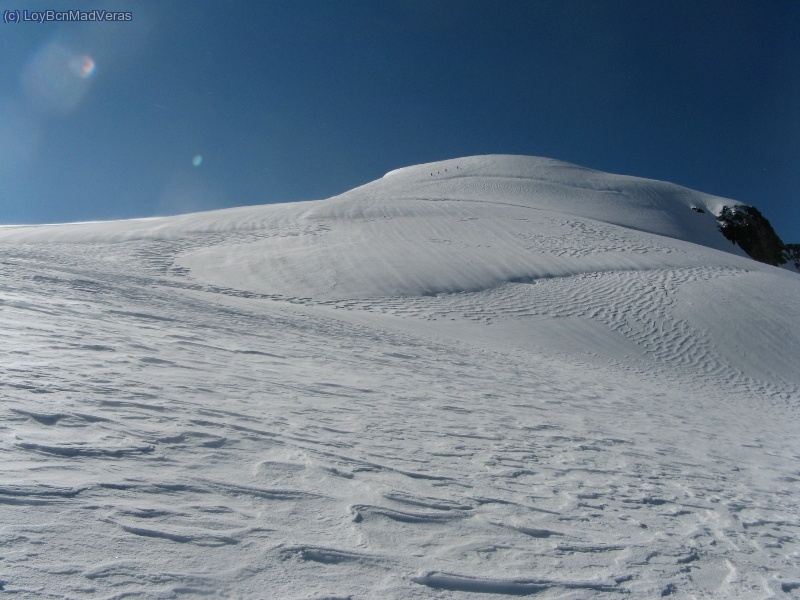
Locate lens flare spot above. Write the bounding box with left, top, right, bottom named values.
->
left=192, top=155, right=203, bottom=167
left=69, top=55, right=95, bottom=79
left=23, top=43, right=94, bottom=113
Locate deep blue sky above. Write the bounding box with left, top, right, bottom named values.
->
left=1, top=0, right=798, bottom=241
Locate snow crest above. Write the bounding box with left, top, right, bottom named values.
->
left=0, top=155, right=797, bottom=598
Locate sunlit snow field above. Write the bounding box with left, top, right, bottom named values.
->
left=1, top=156, right=798, bottom=598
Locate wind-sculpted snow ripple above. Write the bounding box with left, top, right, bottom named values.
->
left=0, top=154, right=798, bottom=598
left=332, top=265, right=798, bottom=401
left=412, top=570, right=624, bottom=595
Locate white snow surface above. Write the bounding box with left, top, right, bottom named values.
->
left=0, top=155, right=798, bottom=598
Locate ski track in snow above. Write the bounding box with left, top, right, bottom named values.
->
left=0, top=156, right=798, bottom=598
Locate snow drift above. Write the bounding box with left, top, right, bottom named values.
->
left=0, top=155, right=798, bottom=598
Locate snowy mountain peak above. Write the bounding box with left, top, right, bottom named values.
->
left=0, top=154, right=798, bottom=598
left=379, top=155, right=798, bottom=272
left=354, top=154, right=745, bottom=255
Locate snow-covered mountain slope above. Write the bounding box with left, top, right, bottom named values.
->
left=0, top=155, right=798, bottom=598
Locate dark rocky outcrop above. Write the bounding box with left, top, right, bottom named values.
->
left=717, top=205, right=798, bottom=271
left=784, top=244, right=800, bottom=271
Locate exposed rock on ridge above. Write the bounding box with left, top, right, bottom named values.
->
left=717, top=205, right=799, bottom=272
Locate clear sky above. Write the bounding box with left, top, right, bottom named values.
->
left=1, top=0, right=798, bottom=241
